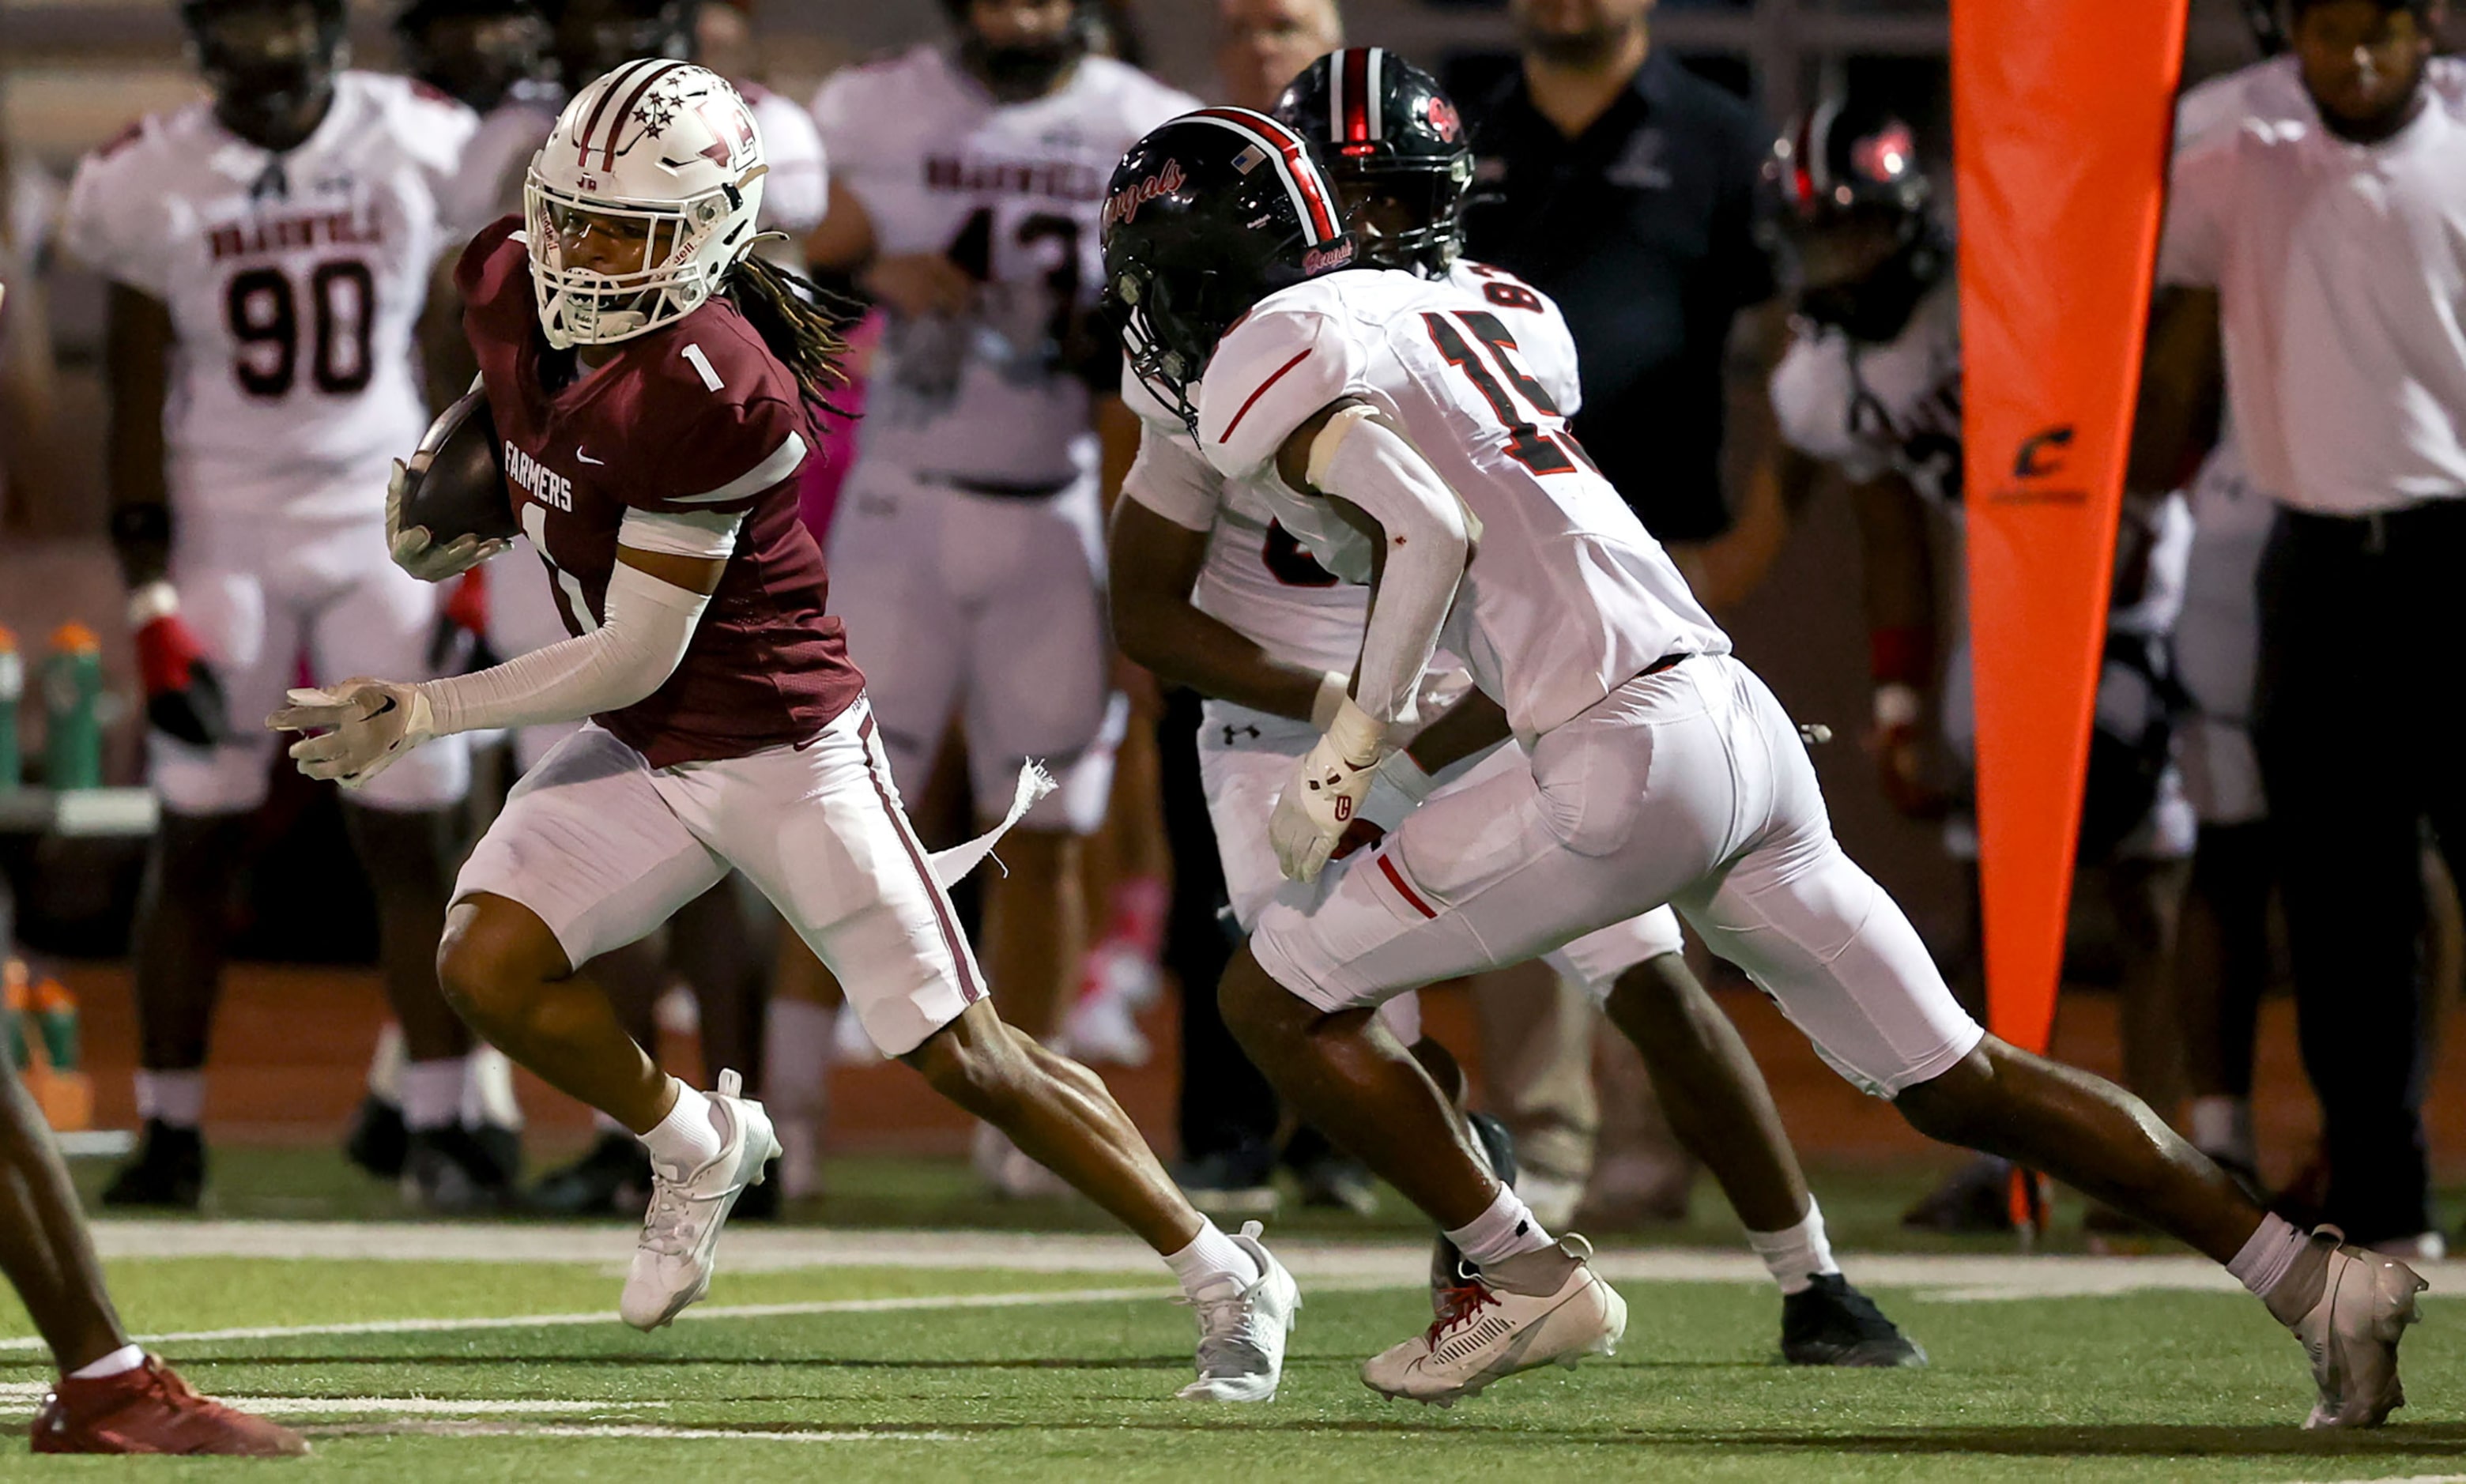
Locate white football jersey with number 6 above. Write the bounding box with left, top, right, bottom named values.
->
left=66, top=71, right=478, bottom=521
left=1183, top=266, right=1729, bottom=744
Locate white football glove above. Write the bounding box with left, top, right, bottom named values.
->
left=1270, top=697, right=1388, bottom=883
left=387, top=457, right=512, bottom=583
left=266, top=679, right=436, bottom=789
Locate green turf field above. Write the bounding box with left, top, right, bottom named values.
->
left=0, top=1181, right=2460, bottom=1482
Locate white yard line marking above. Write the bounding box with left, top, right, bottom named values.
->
left=0, top=1284, right=1176, bottom=1354
left=0, top=1388, right=664, bottom=1416
left=305, top=1421, right=959, bottom=1443
left=77, top=1219, right=2462, bottom=1298
left=2285, top=1476, right=2466, bottom=1484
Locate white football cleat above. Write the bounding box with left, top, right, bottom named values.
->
left=618, top=1070, right=781, bottom=1331
left=1178, top=1222, right=1301, bottom=1403
left=2279, top=1229, right=2426, bottom=1429
left=1363, top=1235, right=1625, bottom=1407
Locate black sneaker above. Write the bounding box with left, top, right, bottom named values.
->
left=469, top=1122, right=524, bottom=1189
left=401, top=1125, right=517, bottom=1213
left=343, top=1094, right=409, bottom=1180
left=101, top=1121, right=205, bottom=1211
left=1294, top=1152, right=1379, bottom=1217
left=1171, top=1149, right=1280, bottom=1216
left=1781, top=1273, right=1927, bottom=1367
left=526, top=1131, right=650, bottom=1217
left=1899, top=1154, right=2016, bottom=1234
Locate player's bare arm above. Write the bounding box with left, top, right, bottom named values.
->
left=806, top=181, right=972, bottom=319
left=102, top=286, right=175, bottom=589
left=1107, top=499, right=1333, bottom=722
left=2127, top=284, right=2225, bottom=495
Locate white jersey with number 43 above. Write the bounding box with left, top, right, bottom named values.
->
left=1125, top=259, right=1583, bottom=680
left=65, top=71, right=477, bottom=521
left=1187, top=267, right=1729, bottom=743
left=813, top=46, right=1194, bottom=488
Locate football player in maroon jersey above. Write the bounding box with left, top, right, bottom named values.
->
left=268, top=62, right=1298, bottom=1399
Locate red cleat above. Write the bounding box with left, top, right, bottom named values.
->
left=30, top=1354, right=308, bottom=1456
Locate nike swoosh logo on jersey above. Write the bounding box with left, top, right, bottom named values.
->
left=576, top=447, right=606, bottom=465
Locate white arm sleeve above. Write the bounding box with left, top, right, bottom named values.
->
left=1306, top=405, right=1472, bottom=732
left=414, top=518, right=736, bottom=734
left=1121, top=421, right=1223, bottom=532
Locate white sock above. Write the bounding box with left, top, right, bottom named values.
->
left=2189, top=1096, right=2255, bottom=1162
left=365, top=1022, right=405, bottom=1102
left=1746, top=1200, right=1842, bottom=1297
left=462, top=1045, right=522, bottom=1129
left=2227, top=1212, right=2310, bottom=1298
left=1162, top=1218, right=1261, bottom=1298
left=66, top=1344, right=144, bottom=1381
left=133, top=1071, right=205, bottom=1129
left=400, top=1060, right=464, bottom=1132
left=763, top=999, right=835, bottom=1121
left=1445, top=1184, right=1555, bottom=1267
left=638, top=1080, right=724, bottom=1177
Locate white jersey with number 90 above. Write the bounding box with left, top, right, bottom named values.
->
left=65, top=71, right=478, bottom=521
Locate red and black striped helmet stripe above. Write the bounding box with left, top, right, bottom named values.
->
left=1186, top=107, right=1343, bottom=244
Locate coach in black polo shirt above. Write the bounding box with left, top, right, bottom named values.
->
left=1465, top=0, right=1778, bottom=546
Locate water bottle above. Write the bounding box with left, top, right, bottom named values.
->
left=2, top=960, right=26, bottom=1071
left=29, top=976, right=76, bottom=1072
left=41, top=623, right=103, bottom=790
left=0, top=625, right=21, bottom=788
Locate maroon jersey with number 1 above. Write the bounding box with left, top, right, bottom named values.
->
left=456, top=216, right=863, bottom=767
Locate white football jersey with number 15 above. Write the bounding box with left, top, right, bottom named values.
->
left=1189, top=266, right=1729, bottom=744
left=66, top=70, right=477, bottom=522
left=1123, top=258, right=1585, bottom=681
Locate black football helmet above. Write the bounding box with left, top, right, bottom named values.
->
left=1766, top=97, right=1948, bottom=344
left=395, top=0, right=547, bottom=111
left=180, top=0, right=347, bottom=148
left=1100, top=108, right=1356, bottom=432
left=1272, top=47, right=1474, bottom=277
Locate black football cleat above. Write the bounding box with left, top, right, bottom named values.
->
left=527, top=1130, right=650, bottom=1217
left=1781, top=1273, right=1926, bottom=1367
left=101, top=1121, right=206, bottom=1211
left=343, top=1094, right=409, bottom=1180
left=401, top=1124, right=518, bottom=1214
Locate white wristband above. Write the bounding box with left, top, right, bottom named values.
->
left=127, top=580, right=179, bottom=626
left=1873, top=682, right=1923, bottom=732
left=1310, top=671, right=1351, bottom=732
left=1325, top=695, right=1387, bottom=768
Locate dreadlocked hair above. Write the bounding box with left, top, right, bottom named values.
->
left=722, top=254, right=865, bottom=426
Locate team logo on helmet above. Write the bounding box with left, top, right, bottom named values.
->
left=1424, top=97, right=1461, bottom=143
left=1851, top=122, right=1917, bottom=186
left=1302, top=239, right=1356, bottom=275
left=1103, top=159, right=1186, bottom=231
